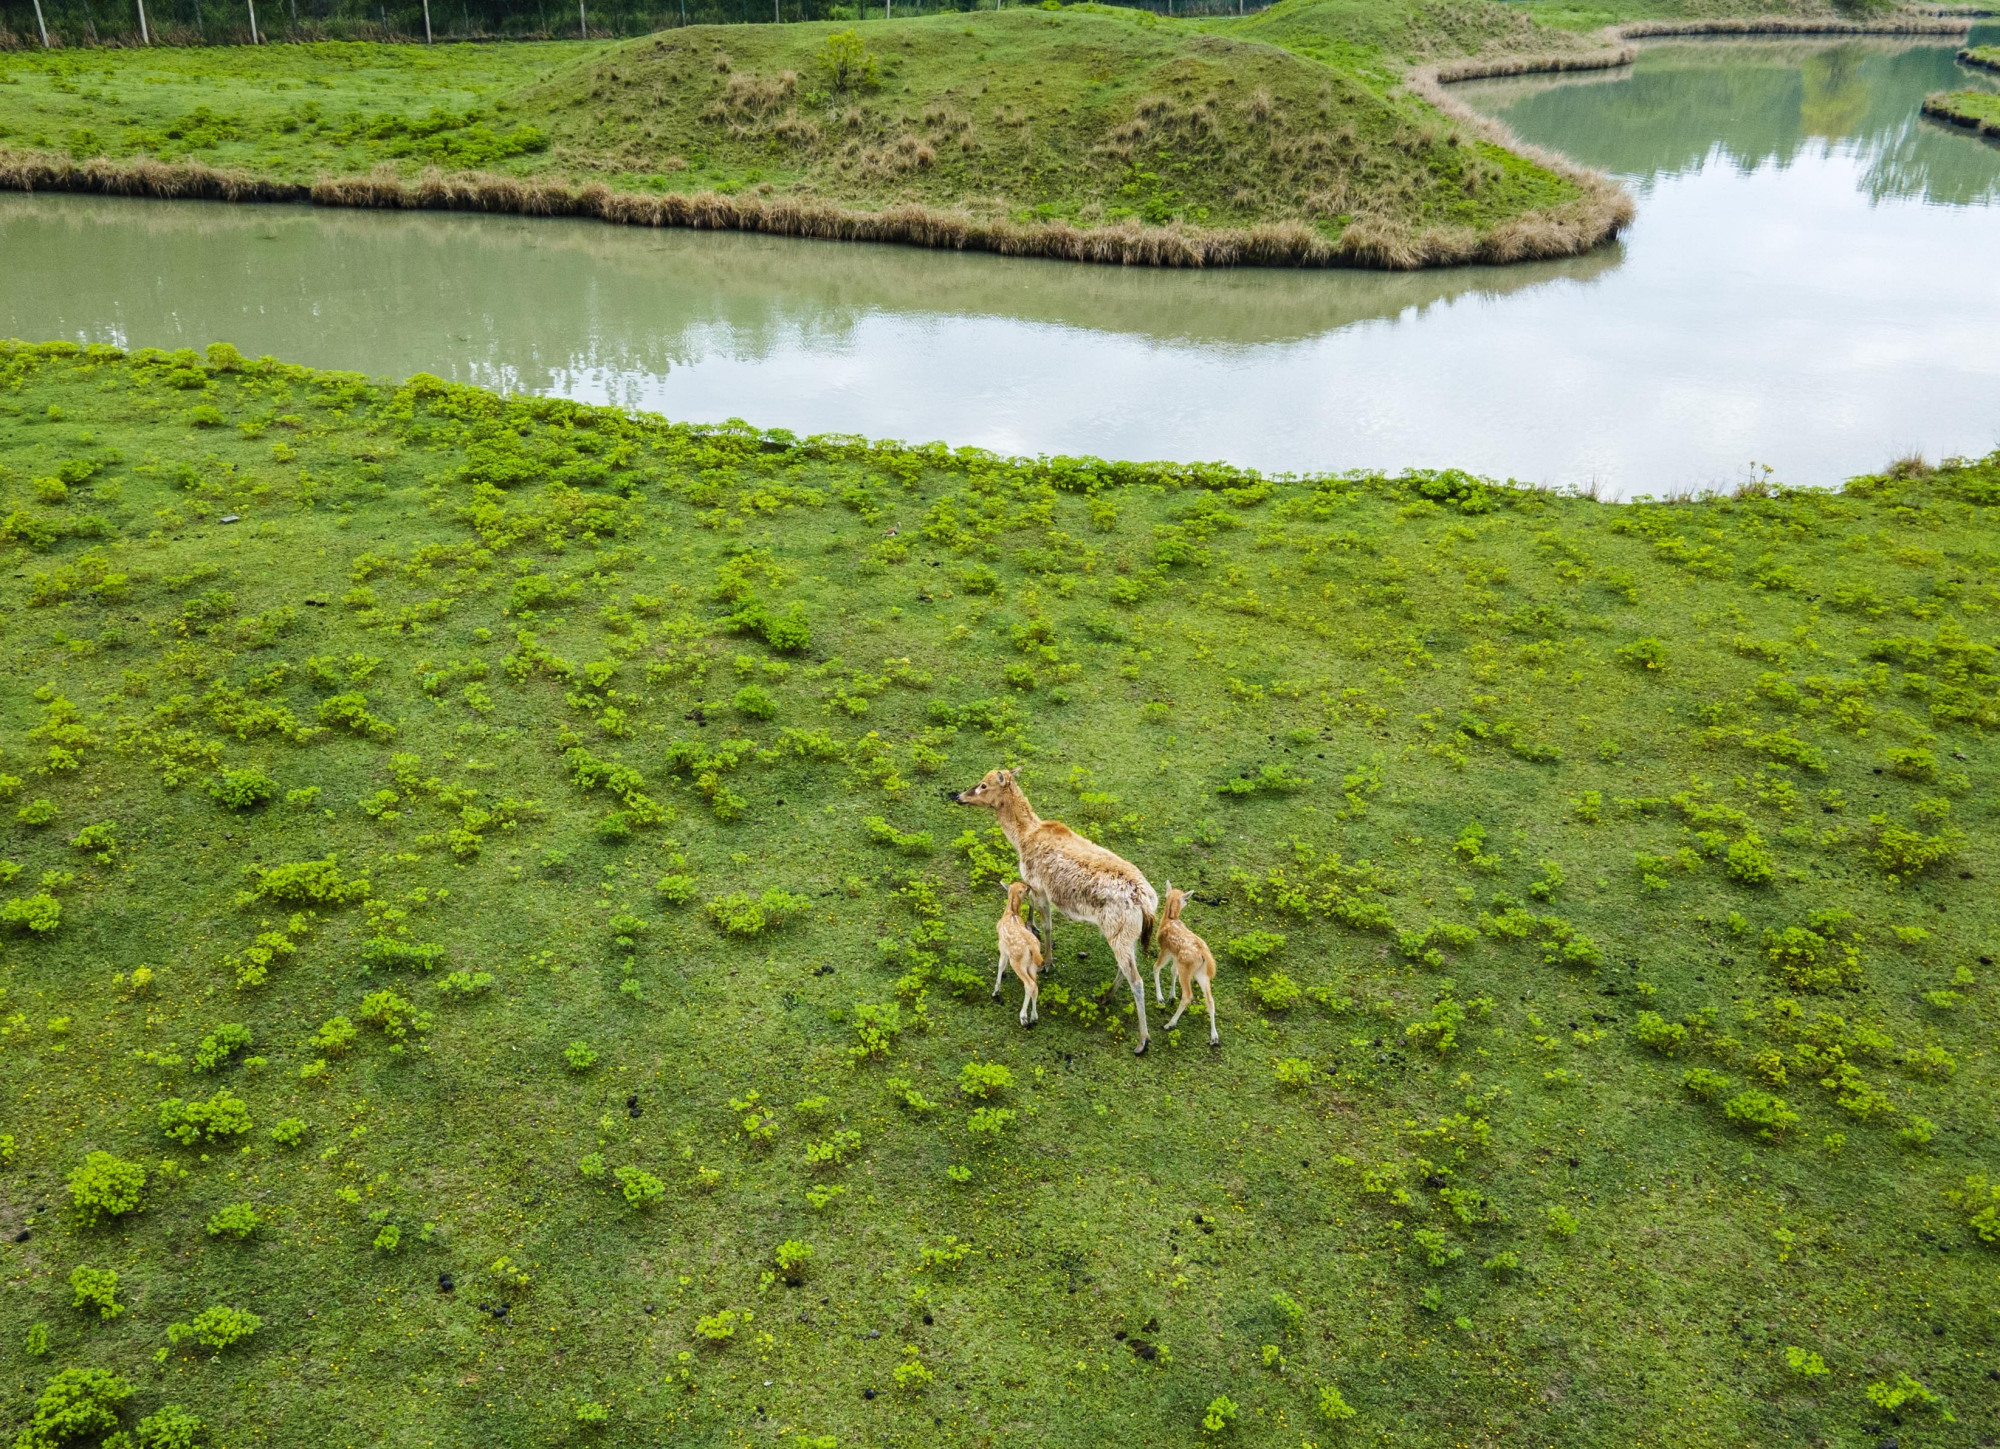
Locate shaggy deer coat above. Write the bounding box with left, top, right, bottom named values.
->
left=951, top=768, right=1159, bottom=1054
left=1153, top=886, right=1220, bottom=1046
left=994, top=879, right=1045, bottom=1027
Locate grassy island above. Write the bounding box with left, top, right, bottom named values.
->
left=0, top=337, right=1994, bottom=1445
left=1924, top=84, right=2000, bottom=135
left=0, top=1, right=1637, bottom=267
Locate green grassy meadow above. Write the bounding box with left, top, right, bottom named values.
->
left=0, top=338, right=1994, bottom=1445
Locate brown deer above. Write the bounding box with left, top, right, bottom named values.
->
left=1152, top=885, right=1219, bottom=1047
left=994, top=879, right=1044, bottom=1027
left=951, top=768, right=1159, bottom=1054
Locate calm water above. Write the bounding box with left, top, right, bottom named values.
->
left=4, top=29, right=1998, bottom=493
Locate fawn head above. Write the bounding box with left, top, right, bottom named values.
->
left=1005, top=880, right=1030, bottom=917
left=1161, top=883, right=1189, bottom=922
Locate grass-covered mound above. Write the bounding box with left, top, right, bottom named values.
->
left=0, top=16, right=1625, bottom=267
left=1925, top=85, right=2000, bottom=132
left=0, top=337, right=1996, bottom=1444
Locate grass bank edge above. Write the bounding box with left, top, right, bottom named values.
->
left=0, top=142, right=1628, bottom=270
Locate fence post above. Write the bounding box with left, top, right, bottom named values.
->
left=247, top=0, right=260, bottom=41
left=29, top=0, right=49, bottom=45
left=422, top=0, right=432, bottom=40
left=579, top=0, right=586, bottom=36
left=136, top=0, right=150, bottom=43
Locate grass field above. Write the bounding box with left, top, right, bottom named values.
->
left=0, top=337, right=1994, bottom=1446
left=0, top=6, right=1626, bottom=265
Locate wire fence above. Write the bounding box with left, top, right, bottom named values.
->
left=0, top=0, right=1267, bottom=48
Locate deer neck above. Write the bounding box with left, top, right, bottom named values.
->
left=993, top=792, right=1039, bottom=852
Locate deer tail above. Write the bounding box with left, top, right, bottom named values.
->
left=1141, top=904, right=1155, bottom=956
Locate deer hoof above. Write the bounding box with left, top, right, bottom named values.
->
left=1133, top=1038, right=1149, bottom=1057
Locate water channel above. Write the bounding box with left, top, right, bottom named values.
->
left=3, top=27, right=1997, bottom=494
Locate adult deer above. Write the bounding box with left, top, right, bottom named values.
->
left=950, top=768, right=1159, bottom=1055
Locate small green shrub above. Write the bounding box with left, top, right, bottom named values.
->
left=1273, top=1057, right=1317, bottom=1089
left=574, top=1399, right=609, bottom=1425
left=1864, top=1372, right=1953, bottom=1420
left=12, top=1367, right=131, bottom=1449
left=1631, top=1011, right=1687, bottom=1056
left=130, top=1402, right=203, bottom=1449
left=357, top=989, right=431, bottom=1042
left=1783, top=1345, right=1829, bottom=1378
left=655, top=872, right=698, bottom=905
left=166, top=1303, right=261, bottom=1353
left=1615, top=637, right=1667, bottom=671
left=1723, top=1090, right=1799, bottom=1140
left=965, top=1106, right=1016, bottom=1138
left=732, top=683, right=777, bottom=719
left=564, top=1040, right=598, bottom=1071
left=1318, top=1383, right=1358, bottom=1421
left=1248, top=971, right=1301, bottom=1012
left=957, top=1061, right=1014, bottom=1098
left=1724, top=833, right=1774, bottom=885
left=775, top=1238, right=813, bottom=1283
left=193, top=1021, right=253, bottom=1072
left=269, top=1117, right=308, bottom=1147
left=23, top=1322, right=48, bottom=1357
left=705, top=889, right=811, bottom=936
left=1545, top=1205, right=1580, bottom=1237
left=312, top=1016, right=358, bottom=1056
left=209, top=767, right=278, bottom=811
left=68, top=1151, right=147, bottom=1224
left=205, top=1202, right=260, bottom=1239
left=69, top=1264, right=122, bottom=1320
left=864, top=816, right=933, bottom=854
left=613, top=1165, right=665, bottom=1208
left=693, top=1307, right=747, bottom=1342
left=917, top=1236, right=973, bottom=1272
left=1202, top=1394, right=1238, bottom=1433
left=157, top=1090, right=253, bottom=1145
left=1944, top=1173, right=2000, bottom=1243
left=1226, top=930, right=1285, bottom=964
left=1681, top=1067, right=1732, bottom=1102
left=1, top=893, right=62, bottom=934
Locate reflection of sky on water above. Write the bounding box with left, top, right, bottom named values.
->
left=1459, top=30, right=2000, bottom=205
left=2, top=31, right=1998, bottom=495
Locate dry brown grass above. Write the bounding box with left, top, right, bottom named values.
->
left=0, top=145, right=1629, bottom=270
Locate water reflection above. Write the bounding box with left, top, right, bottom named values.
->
left=1457, top=31, right=2000, bottom=205
left=0, top=191, right=1623, bottom=384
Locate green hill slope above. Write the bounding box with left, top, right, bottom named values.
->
left=0, top=18, right=1625, bottom=266
left=0, top=337, right=1995, bottom=1446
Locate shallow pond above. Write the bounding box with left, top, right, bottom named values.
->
left=4, top=27, right=1997, bottom=493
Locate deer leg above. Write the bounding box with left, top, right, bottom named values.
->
left=1020, top=969, right=1037, bottom=1028
left=993, top=951, right=1009, bottom=1000
left=1113, top=926, right=1150, bottom=1056
left=1200, top=970, right=1219, bottom=1047
left=1153, top=946, right=1169, bottom=1006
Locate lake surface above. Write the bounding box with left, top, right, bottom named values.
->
left=4, top=27, right=1998, bottom=494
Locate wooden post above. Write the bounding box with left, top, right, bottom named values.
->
left=578, top=0, right=586, bottom=36
left=422, top=0, right=432, bottom=40
left=247, top=0, right=260, bottom=41
left=136, top=0, right=151, bottom=43
left=29, top=0, right=49, bottom=46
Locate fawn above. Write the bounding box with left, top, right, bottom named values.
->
left=951, top=768, right=1159, bottom=1054
left=993, top=879, right=1045, bottom=1027
left=1153, top=885, right=1219, bottom=1046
